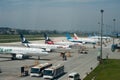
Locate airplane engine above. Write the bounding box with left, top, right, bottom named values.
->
left=11, top=54, right=30, bottom=60
left=16, top=54, right=23, bottom=59
left=42, top=48, right=52, bottom=52
left=82, top=42, right=86, bottom=44
left=46, top=48, right=52, bottom=52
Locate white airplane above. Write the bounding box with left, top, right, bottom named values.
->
left=0, top=46, right=48, bottom=60
left=89, top=34, right=111, bottom=41
left=66, top=33, right=98, bottom=44
left=43, top=33, right=82, bottom=46
left=20, top=34, right=70, bottom=52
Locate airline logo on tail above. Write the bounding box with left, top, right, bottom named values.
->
left=44, top=33, right=50, bottom=41
left=73, top=33, right=79, bottom=40
left=20, top=34, right=29, bottom=43
left=20, top=34, right=30, bottom=47
left=43, top=33, right=54, bottom=44
left=66, top=33, right=73, bottom=41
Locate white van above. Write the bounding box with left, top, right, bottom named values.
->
left=68, top=72, right=80, bottom=80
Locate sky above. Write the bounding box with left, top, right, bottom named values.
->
left=0, top=0, right=120, bottom=32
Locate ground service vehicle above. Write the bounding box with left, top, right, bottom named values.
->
left=30, top=63, right=52, bottom=77
left=68, top=72, right=80, bottom=80
left=43, top=64, right=64, bottom=79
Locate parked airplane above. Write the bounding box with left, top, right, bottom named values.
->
left=115, top=33, right=120, bottom=38
left=88, top=33, right=111, bottom=41
left=43, top=33, right=82, bottom=46
left=74, top=33, right=101, bottom=44
left=0, top=46, right=48, bottom=60
left=66, top=33, right=97, bottom=44
left=20, top=34, right=70, bottom=52
left=89, top=36, right=111, bottom=40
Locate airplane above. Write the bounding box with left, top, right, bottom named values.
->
left=20, top=34, right=70, bottom=52
left=113, top=33, right=120, bottom=38
left=66, top=33, right=98, bottom=44
left=0, top=46, right=48, bottom=60
left=90, top=35, right=111, bottom=39
left=88, top=33, right=111, bottom=41
left=43, top=33, right=82, bottom=46
left=74, top=33, right=101, bottom=44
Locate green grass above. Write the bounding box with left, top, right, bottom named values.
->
left=0, top=34, right=64, bottom=43
left=0, top=35, right=44, bottom=43
left=84, top=59, right=120, bottom=80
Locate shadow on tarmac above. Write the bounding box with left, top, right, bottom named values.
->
left=0, top=56, right=51, bottom=62
left=54, top=72, right=67, bottom=80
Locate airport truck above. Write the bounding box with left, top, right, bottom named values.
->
left=78, top=46, right=88, bottom=54
left=30, top=63, right=52, bottom=77
left=43, top=64, right=64, bottom=79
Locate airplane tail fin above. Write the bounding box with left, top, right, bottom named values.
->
left=66, top=33, right=72, bottom=41
left=43, top=33, right=54, bottom=44
left=93, top=33, right=97, bottom=36
left=88, top=34, right=92, bottom=38
left=73, top=33, right=79, bottom=40
left=20, top=34, right=30, bottom=47
left=20, top=34, right=29, bottom=43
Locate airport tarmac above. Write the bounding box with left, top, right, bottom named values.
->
left=0, top=37, right=120, bottom=80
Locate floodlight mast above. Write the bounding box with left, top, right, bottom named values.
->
left=100, top=9, right=104, bottom=63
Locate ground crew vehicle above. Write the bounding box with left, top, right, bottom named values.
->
left=30, top=63, right=52, bottom=77
left=43, top=64, right=64, bottom=79
left=78, top=46, right=88, bottom=54
left=68, top=72, right=80, bottom=80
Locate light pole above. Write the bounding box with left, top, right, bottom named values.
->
left=98, top=22, right=100, bottom=36
left=113, top=19, right=116, bottom=45
left=100, top=9, right=104, bottom=63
